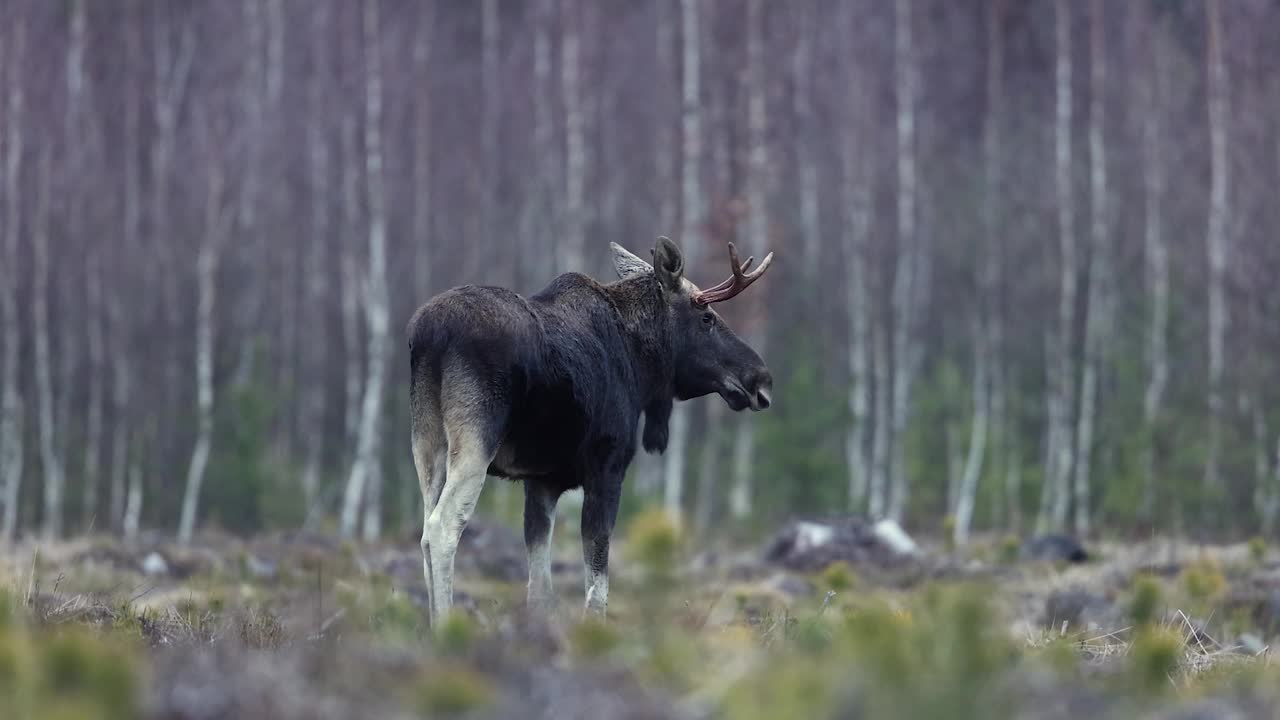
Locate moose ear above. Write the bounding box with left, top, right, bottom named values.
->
left=652, top=236, right=685, bottom=292
left=610, top=242, right=653, bottom=280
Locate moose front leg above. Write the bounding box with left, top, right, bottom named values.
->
left=580, top=485, right=621, bottom=617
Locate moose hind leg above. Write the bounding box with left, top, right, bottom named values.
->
left=524, top=482, right=560, bottom=613
left=426, top=429, right=494, bottom=628
left=413, top=433, right=445, bottom=620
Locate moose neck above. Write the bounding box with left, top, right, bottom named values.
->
left=604, top=274, right=677, bottom=411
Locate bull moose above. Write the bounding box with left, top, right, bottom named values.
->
left=407, top=236, right=774, bottom=626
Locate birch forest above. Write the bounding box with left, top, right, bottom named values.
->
left=2, top=0, right=1280, bottom=546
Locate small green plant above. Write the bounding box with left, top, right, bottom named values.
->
left=1128, top=626, right=1183, bottom=695
left=1128, top=574, right=1163, bottom=627
left=820, top=561, right=857, bottom=593
left=414, top=666, right=495, bottom=717
left=941, top=515, right=956, bottom=551
left=997, top=534, right=1021, bottom=565
left=626, top=507, right=682, bottom=576
left=1181, top=557, right=1226, bottom=614
left=1248, top=536, right=1267, bottom=565
left=569, top=617, right=621, bottom=660
left=434, top=613, right=477, bottom=656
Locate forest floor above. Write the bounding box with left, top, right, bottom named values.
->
left=3, top=512, right=1280, bottom=720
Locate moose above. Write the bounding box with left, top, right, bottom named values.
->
left=407, top=236, right=774, bottom=626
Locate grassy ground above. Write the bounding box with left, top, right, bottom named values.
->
left=3, top=512, right=1280, bottom=719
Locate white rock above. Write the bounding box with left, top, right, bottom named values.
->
left=141, top=551, right=169, bottom=576
left=872, top=519, right=919, bottom=556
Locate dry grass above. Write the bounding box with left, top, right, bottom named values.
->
left=3, top=527, right=1280, bottom=719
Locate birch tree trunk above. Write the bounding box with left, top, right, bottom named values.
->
left=984, top=0, right=1011, bottom=531
left=151, top=17, right=194, bottom=507
left=123, top=461, right=143, bottom=541
left=301, top=3, right=332, bottom=526
left=870, top=322, right=891, bottom=518
left=887, top=0, right=919, bottom=524
left=794, top=0, right=820, bottom=284
left=64, top=0, right=103, bottom=529
left=562, top=0, right=586, bottom=274
left=527, top=0, right=557, bottom=283
left=1041, top=0, right=1077, bottom=533
left=843, top=54, right=872, bottom=512
left=0, top=18, right=26, bottom=542
left=1072, top=0, right=1110, bottom=538
left=1252, top=405, right=1274, bottom=535
left=33, top=147, right=63, bottom=541
left=178, top=120, right=229, bottom=545
left=954, top=318, right=989, bottom=546
left=109, top=14, right=144, bottom=534
left=1267, top=435, right=1280, bottom=537
left=1137, top=2, right=1169, bottom=527
left=729, top=0, right=770, bottom=521
left=342, top=0, right=391, bottom=540
left=481, top=0, right=501, bottom=279
left=1203, top=0, right=1229, bottom=528
left=413, top=5, right=435, bottom=303
left=664, top=0, right=703, bottom=518
left=340, top=113, right=363, bottom=462
left=231, top=0, right=267, bottom=391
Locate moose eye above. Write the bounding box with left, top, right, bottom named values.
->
left=701, top=313, right=715, bottom=327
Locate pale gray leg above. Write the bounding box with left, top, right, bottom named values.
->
left=413, top=435, right=445, bottom=621
left=426, top=438, right=491, bottom=628
left=524, top=482, right=559, bottom=612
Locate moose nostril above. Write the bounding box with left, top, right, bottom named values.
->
left=755, top=388, right=772, bottom=409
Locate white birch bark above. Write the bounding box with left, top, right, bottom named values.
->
left=0, top=18, right=26, bottom=542
left=528, top=0, right=557, bottom=283
left=231, top=0, right=267, bottom=391
left=887, top=0, right=919, bottom=524
left=843, top=60, right=872, bottom=512
left=1072, top=0, right=1110, bottom=538
left=1139, top=4, right=1169, bottom=525
left=412, top=5, right=435, bottom=302
left=794, top=0, right=821, bottom=284
left=1252, top=404, right=1273, bottom=534
left=33, top=147, right=63, bottom=541
left=65, top=0, right=104, bottom=529
left=984, top=0, right=1011, bottom=531
left=954, top=318, right=990, bottom=546
left=664, top=0, right=703, bottom=518
left=1203, top=0, right=1229, bottom=523
left=178, top=123, right=229, bottom=545
left=340, top=113, right=363, bottom=459
left=151, top=19, right=194, bottom=478
left=482, top=0, right=500, bottom=260
left=1267, top=435, right=1280, bottom=537
left=1042, top=0, right=1077, bottom=533
left=729, top=0, right=770, bottom=521
left=870, top=322, right=891, bottom=519
left=342, top=0, right=391, bottom=540
left=109, top=16, right=143, bottom=533
left=562, top=0, right=586, bottom=274
left=123, top=461, right=143, bottom=541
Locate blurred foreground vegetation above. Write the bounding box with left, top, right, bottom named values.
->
left=3, top=509, right=1280, bottom=719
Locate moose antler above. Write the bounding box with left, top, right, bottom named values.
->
left=692, top=242, right=774, bottom=307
